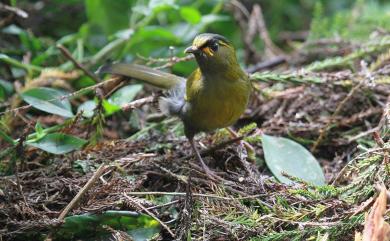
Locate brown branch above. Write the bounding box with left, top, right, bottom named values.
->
left=0, top=3, right=28, bottom=18
left=246, top=55, right=286, bottom=73
left=57, top=44, right=101, bottom=83
left=58, top=164, right=107, bottom=220
left=123, top=193, right=175, bottom=238
left=44, top=164, right=108, bottom=241
left=13, top=124, right=32, bottom=206
left=373, top=131, right=389, bottom=174
left=121, top=95, right=157, bottom=112
left=229, top=0, right=259, bottom=64
left=252, top=4, right=284, bottom=58
left=339, top=107, right=383, bottom=127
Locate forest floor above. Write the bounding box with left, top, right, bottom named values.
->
left=1, top=33, right=390, bottom=241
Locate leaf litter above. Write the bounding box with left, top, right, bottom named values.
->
left=1, top=36, right=390, bottom=241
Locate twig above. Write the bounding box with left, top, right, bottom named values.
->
left=227, top=127, right=255, bottom=159
left=125, top=191, right=267, bottom=201
left=176, top=158, right=193, bottom=240
left=146, top=200, right=181, bottom=211
left=332, top=147, right=390, bottom=185
left=246, top=55, right=286, bottom=73
left=200, top=135, right=244, bottom=157
left=121, top=95, right=157, bottom=112
left=229, top=0, right=259, bottom=63
left=270, top=216, right=340, bottom=227
left=348, top=127, right=380, bottom=143
left=0, top=11, right=15, bottom=28
left=252, top=4, right=284, bottom=58
left=349, top=94, right=390, bottom=142
left=154, top=163, right=188, bottom=184
left=0, top=3, right=28, bottom=18
left=230, top=0, right=250, bottom=18
left=123, top=193, right=175, bottom=238
left=58, top=164, right=107, bottom=220
left=373, top=131, right=389, bottom=173
left=57, top=44, right=101, bottom=83
left=339, top=107, right=383, bottom=127
left=137, top=54, right=192, bottom=64
left=13, top=124, right=31, bottom=206
left=89, top=38, right=128, bottom=67
left=44, top=164, right=107, bottom=241
left=311, top=78, right=365, bottom=152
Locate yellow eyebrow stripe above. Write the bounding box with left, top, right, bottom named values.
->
left=203, top=47, right=214, bottom=56
left=218, top=40, right=229, bottom=47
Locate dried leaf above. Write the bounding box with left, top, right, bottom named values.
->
left=355, top=232, right=362, bottom=241
left=362, top=185, right=390, bottom=241
left=27, top=69, right=79, bottom=89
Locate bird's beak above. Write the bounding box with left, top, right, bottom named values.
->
left=184, top=45, right=199, bottom=54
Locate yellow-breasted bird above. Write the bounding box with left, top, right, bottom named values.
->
left=98, top=33, right=252, bottom=179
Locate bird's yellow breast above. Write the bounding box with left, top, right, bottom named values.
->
left=184, top=69, right=251, bottom=133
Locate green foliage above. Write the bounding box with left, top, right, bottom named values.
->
left=77, top=84, right=143, bottom=117
left=250, top=214, right=364, bottom=241
left=180, top=7, right=202, bottom=25
left=20, top=87, right=74, bottom=118
left=306, top=36, right=390, bottom=72
left=54, top=210, right=160, bottom=240
left=261, top=134, right=326, bottom=186
left=0, top=79, right=14, bottom=97
left=2, top=1, right=390, bottom=239
left=77, top=100, right=96, bottom=118
left=26, top=133, right=87, bottom=155
left=85, top=0, right=133, bottom=35
left=0, top=53, right=41, bottom=76
left=250, top=72, right=324, bottom=85
left=108, top=84, right=143, bottom=107
left=309, top=1, right=390, bottom=40
left=238, top=122, right=257, bottom=136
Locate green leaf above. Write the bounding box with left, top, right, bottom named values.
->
left=180, top=7, right=201, bottom=25
left=55, top=210, right=160, bottom=241
left=148, top=0, right=177, bottom=13
left=130, top=27, right=180, bottom=45
left=108, top=84, right=143, bottom=107
left=26, top=133, right=87, bottom=154
left=0, top=79, right=14, bottom=95
left=21, top=87, right=74, bottom=118
left=261, top=134, right=326, bottom=186
left=34, top=122, right=45, bottom=140
left=77, top=100, right=96, bottom=118
left=85, top=0, right=131, bottom=35
left=78, top=84, right=143, bottom=118
left=102, top=99, right=121, bottom=116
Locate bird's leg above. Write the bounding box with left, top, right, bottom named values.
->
left=188, top=137, right=222, bottom=181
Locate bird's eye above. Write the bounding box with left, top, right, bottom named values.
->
left=210, top=42, right=218, bottom=52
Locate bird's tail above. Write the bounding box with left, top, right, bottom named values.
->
left=97, top=63, right=185, bottom=89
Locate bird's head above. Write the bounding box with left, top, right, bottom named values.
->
left=184, top=33, right=239, bottom=74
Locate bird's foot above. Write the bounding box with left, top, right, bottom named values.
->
left=199, top=161, right=224, bottom=182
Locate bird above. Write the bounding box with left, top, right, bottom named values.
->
left=98, top=33, right=252, bottom=180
